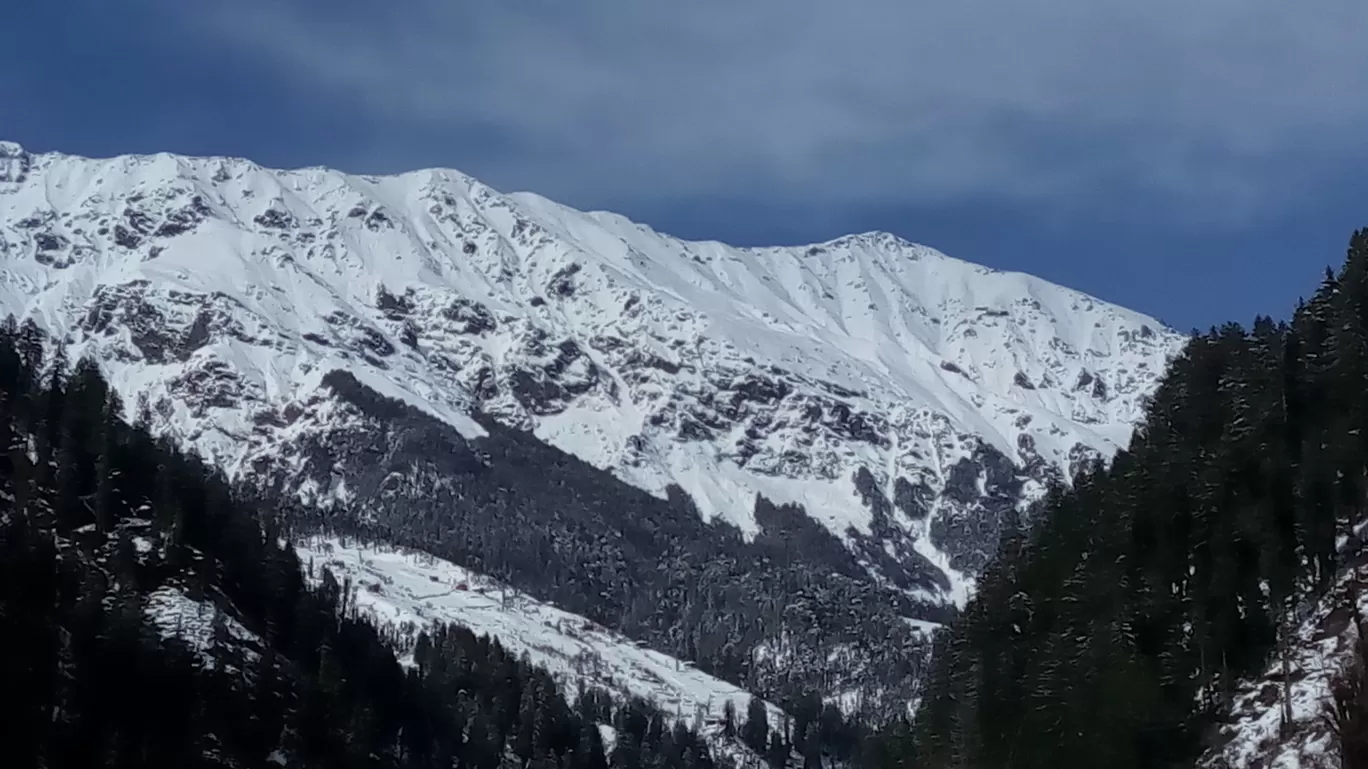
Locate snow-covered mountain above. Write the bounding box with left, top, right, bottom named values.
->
left=0, top=139, right=1186, bottom=605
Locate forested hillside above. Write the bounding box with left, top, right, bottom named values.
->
left=0, top=318, right=737, bottom=769
left=275, top=368, right=937, bottom=719
left=871, top=230, right=1368, bottom=768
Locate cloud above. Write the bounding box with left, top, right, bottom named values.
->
left=178, top=0, right=1368, bottom=222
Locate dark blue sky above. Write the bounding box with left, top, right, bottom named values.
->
left=7, top=0, right=1365, bottom=331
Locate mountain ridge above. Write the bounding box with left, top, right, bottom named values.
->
left=0, top=138, right=1187, bottom=607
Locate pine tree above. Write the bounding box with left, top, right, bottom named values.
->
left=800, top=723, right=821, bottom=769
left=578, top=717, right=609, bottom=769
left=743, top=696, right=769, bottom=754
left=766, top=730, right=789, bottom=769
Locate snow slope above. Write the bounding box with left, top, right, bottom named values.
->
left=1198, top=539, right=1368, bottom=769
left=297, top=534, right=786, bottom=754
left=0, top=140, right=1188, bottom=600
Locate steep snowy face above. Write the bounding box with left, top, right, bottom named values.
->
left=0, top=141, right=1187, bottom=602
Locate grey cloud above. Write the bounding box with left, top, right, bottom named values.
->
left=182, top=0, right=1368, bottom=220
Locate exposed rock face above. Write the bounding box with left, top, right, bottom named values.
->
left=0, top=141, right=1187, bottom=614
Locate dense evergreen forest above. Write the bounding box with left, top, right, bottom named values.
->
left=860, top=231, right=1368, bottom=768
left=0, top=317, right=756, bottom=769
